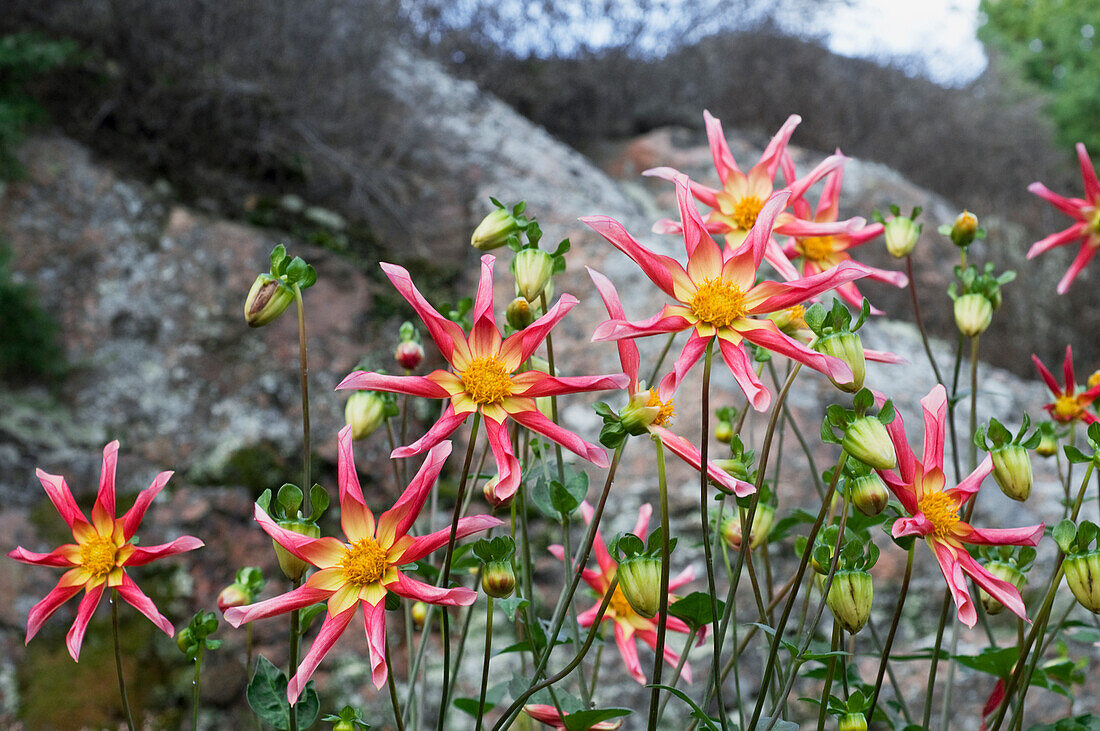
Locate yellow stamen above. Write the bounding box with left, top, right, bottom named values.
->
left=460, top=356, right=513, bottom=405
left=1088, top=370, right=1100, bottom=390
left=1053, top=394, right=1082, bottom=421
left=690, top=277, right=747, bottom=329
left=918, top=490, right=960, bottom=541
left=646, top=389, right=675, bottom=427
left=796, top=236, right=836, bottom=262
left=341, top=539, right=388, bottom=586
left=608, top=584, right=635, bottom=618
left=79, top=535, right=118, bottom=578
left=731, top=195, right=764, bottom=231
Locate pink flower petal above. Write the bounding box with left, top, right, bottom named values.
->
left=753, top=113, right=801, bottom=182
left=66, top=582, right=105, bottom=661
left=483, top=415, right=522, bottom=502
left=92, top=441, right=120, bottom=528
left=703, top=110, right=740, bottom=183
left=391, top=405, right=468, bottom=460
left=948, top=455, right=994, bottom=503
left=1057, top=242, right=1097, bottom=294
left=592, top=308, right=693, bottom=343
left=1032, top=353, right=1062, bottom=395
left=656, top=330, right=710, bottom=397
left=25, top=578, right=83, bottom=644
left=396, top=515, right=502, bottom=565
left=121, top=470, right=173, bottom=540
left=587, top=268, right=640, bottom=390
left=381, top=262, right=471, bottom=365
left=919, top=385, right=948, bottom=473
left=580, top=215, right=686, bottom=299
left=390, top=572, right=477, bottom=606
left=716, top=336, right=771, bottom=412
left=286, top=605, right=358, bottom=704
left=375, top=440, right=452, bottom=547
left=501, top=292, right=579, bottom=368
left=224, top=583, right=335, bottom=627
left=614, top=621, right=646, bottom=685
left=335, top=370, right=450, bottom=399
left=745, top=259, right=873, bottom=314
left=1027, top=222, right=1089, bottom=259
left=1028, top=182, right=1088, bottom=221
left=255, top=503, right=346, bottom=569
left=336, top=425, right=375, bottom=541
left=652, top=426, right=755, bottom=496
left=8, top=544, right=79, bottom=568
left=124, top=536, right=203, bottom=567
left=929, top=539, right=977, bottom=627
left=1077, top=143, right=1100, bottom=203
left=644, top=166, right=721, bottom=210
left=362, top=598, right=389, bottom=690
left=510, top=372, right=629, bottom=399
left=736, top=318, right=852, bottom=387
left=956, top=550, right=1029, bottom=621
left=954, top=522, right=1044, bottom=547
left=116, top=573, right=175, bottom=637
left=36, top=468, right=87, bottom=530
left=508, top=408, right=609, bottom=468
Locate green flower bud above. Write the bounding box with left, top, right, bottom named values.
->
left=244, top=274, right=294, bottom=327
left=617, top=555, right=663, bottom=618
left=849, top=472, right=890, bottom=516
left=1064, top=551, right=1100, bottom=613
left=272, top=520, right=321, bottom=581
left=506, top=296, right=534, bottom=330
left=721, top=504, right=775, bottom=551
left=411, top=601, right=428, bottom=629
left=950, top=210, right=979, bottom=248
left=344, top=391, right=387, bottom=441
left=991, top=444, right=1033, bottom=502
left=176, top=626, right=195, bottom=655
left=619, top=390, right=661, bottom=436
left=979, top=561, right=1026, bottom=615
left=884, top=215, right=920, bottom=258
left=842, top=416, right=897, bottom=470
left=513, top=248, right=555, bottom=302
left=838, top=711, right=869, bottom=731
left=954, top=293, right=993, bottom=337
left=471, top=208, right=520, bottom=251
left=1036, top=425, right=1058, bottom=458
left=482, top=559, right=516, bottom=598
left=333, top=722, right=356, bottom=731
left=216, top=583, right=252, bottom=612
left=715, top=419, right=733, bottom=444
left=826, top=570, right=873, bottom=634
left=815, top=331, right=865, bottom=393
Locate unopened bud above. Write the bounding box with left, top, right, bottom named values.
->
left=849, top=472, right=890, bottom=516
left=483, top=475, right=512, bottom=508
left=838, top=712, right=868, bottom=731
left=721, top=505, right=775, bottom=550
left=619, top=390, right=661, bottom=435
left=411, top=601, right=428, bottom=629
left=482, top=560, right=516, bottom=598
left=950, top=210, right=979, bottom=248
left=815, top=332, right=866, bottom=393
left=715, top=419, right=733, bottom=444
left=272, top=520, right=320, bottom=581
left=842, top=417, right=897, bottom=470
left=472, top=208, right=520, bottom=251
left=767, top=305, right=811, bottom=342
left=176, top=627, right=194, bottom=654
left=617, top=555, right=663, bottom=618
left=884, top=216, right=920, bottom=258
left=1064, top=551, right=1100, bottom=613
left=979, top=561, right=1026, bottom=615
left=345, top=391, right=387, bottom=441
left=395, top=340, right=424, bottom=371
left=713, top=459, right=750, bottom=483
left=513, top=248, right=555, bottom=302
left=826, top=570, right=873, bottom=634
left=954, top=293, right=993, bottom=337
left=991, top=445, right=1033, bottom=502
left=217, top=583, right=252, bottom=612
left=1036, top=425, right=1058, bottom=457
left=506, top=297, right=534, bottom=331
left=244, top=275, right=294, bottom=327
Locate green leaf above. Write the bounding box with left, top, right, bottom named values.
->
left=298, top=264, right=317, bottom=290
left=293, top=682, right=321, bottom=729
left=308, top=483, right=329, bottom=521
left=950, top=646, right=1019, bottom=677
left=562, top=708, right=632, bottom=730
left=277, top=483, right=303, bottom=516
left=669, top=591, right=724, bottom=628
left=1064, top=445, right=1092, bottom=464
left=1054, top=519, right=1079, bottom=554
left=1027, top=714, right=1100, bottom=730
left=247, top=656, right=291, bottom=730
left=286, top=256, right=308, bottom=283
left=497, top=596, right=529, bottom=623
left=298, top=603, right=328, bottom=635
left=270, top=244, right=288, bottom=275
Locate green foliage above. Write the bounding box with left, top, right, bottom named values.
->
left=246, top=655, right=320, bottom=730
left=0, top=242, right=65, bottom=384
left=979, top=0, right=1100, bottom=152
left=0, top=32, right=78, bottom=179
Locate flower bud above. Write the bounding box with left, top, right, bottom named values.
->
left=884, top=215, right=920, bottom=258
left=954, top=293, right=993, bottom=337
left=513, top=248, right=555, bottom=302
left=849, top=472, right=890, bottom=516
left=715, top=419, right=733, bottom=444
left=1036, top=426, right=1058, bottom=457
left=395, top=340, right=424, bottom=371
left=1090, top=370, right=1100, bottom=390
left=842, top=417, right=897, bottom=470
left=272, top=520, right=320, bottom=581
left=176, top=627, right=194, bottom=654
left=506, top=296, right=534, bottom=330
left=619, top=390, right=661, bottom=436
left=471, top=208, right=520, bottom=251
left=244, top=275, right=294, bottom=327
left=345, top=391, right=386, bottom=441
left=1064, top=551, right=1100, bottom=613
left=482, top=559, right=517, bottom=598
left=216, top=583, right=252, bottom=612
left=713, top=459, right=750, bottom=483
left=616, top=555, right=663, bottom=618
left=949, top=210, right=979, bottom=248
left=411, top=601, right=428, bottom=629
left=767, top=305, right=811, bottom=342
left=991, top=445, right=1033, bottom=502
left=483, top=475, right=512, bottom=508
left=979, top=561, right=1026, bottom=615
left=815, top=331, right=866, bottom=393
left=838, top=712, right=868, bottom=731
left=333, top=722, right=356, bottom=731
left=721, top=505, right=775, bottom=551
left=826, top=570, right=873, bottom=634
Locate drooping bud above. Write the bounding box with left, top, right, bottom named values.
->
left=715, top=418, right=733, bottom=444
left=244, top=274, right=294, bottom=328
left=884, top=215, right=920, bottom=258
left=506, top=296, right=534, bottom=330
left=826, top=570, right=873, bottom=634
left=411, top=601, right=428, bottom=629
left=1036, top=424, right=1058, bottom=458
left=395, top=340, right=424, bottom=371
left=838, top=712, right=869, bottom=731
left=954, top=293, right=993, bottom=337
left=216, top=583, right=252, bottom=612
left=721, top=505, right=775, bottom=551
left=815, top=331, right=866, bottom=393
left=991, top=445, right=1033, bottom=502
left=513, top=248, right=555, bottom=302
left=272, top=520, right=321, bottom=581
left=471, top=208, right=520, bottom=251
left=345, top=391, right=387, bottom=441
left=842, top=416, right=897, bottom=470
left=849, top=472, right=890, bottom=516
left=949, top=210, right=980, bottom=248
left=1064, top=551, right=1100, bottom=613
left=616, top=555, right=663, bottom=618
left=979, top=561, right=1026, bottom=615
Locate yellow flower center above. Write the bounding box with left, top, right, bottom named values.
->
left=646, top=389, right=675, bottom=427
left=79, top=535, right=118, bottom=578
left=1088, top=208, right=1100, bottom=233
left=1053, top=394, right=1082, bottom=420
left=608, top=584, right=636, bottom=618
left=1089, top=370, right=1100, bottom=390
left=341, top=539, right=388, bottom=587
left=460, top=356, right=513, bottom=405
left=690, top=278, right=747, bottom=329
left=918, top=490, right=960, bottom=540
left=730, top=195, right=764, bottom=231
left=796, top=236, right=836, bottom=262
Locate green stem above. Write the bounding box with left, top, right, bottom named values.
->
left=560, top=514, right=591, bottom=705
left=647, top=331, right=678, bottom=389
left=867, top=545, right=915, bottom=722
left=288, top=576, right=301, bottom=731
left=112, top=591, right=136, bottom=731
left=540, top=290, right=566, bottom=484
left=192, top=644, right=204, bottom=731
left=906, top=255, right=945, bottom=386
left=385, top=633, right=407, bottom=731
left=655, top=626, right=700, bottom=724
left=646, top=434, right=672, bottom=730
left=475, top=598, right=494, bottom=731
left=921, top=590, right=952, bottom=730
left=292, top=284, right=311, bottom=513
left=816, top=622, right=842, bottom=730
left=969, top=335, right=980, bottom=472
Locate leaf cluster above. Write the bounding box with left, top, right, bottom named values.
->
left=257, top=482, right=329, bottom=523
left=804, top=298, right=871, bottom=338
left=820, top=389, right=895, bottom=444
left=976, top=413, right=1041, bottom=451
